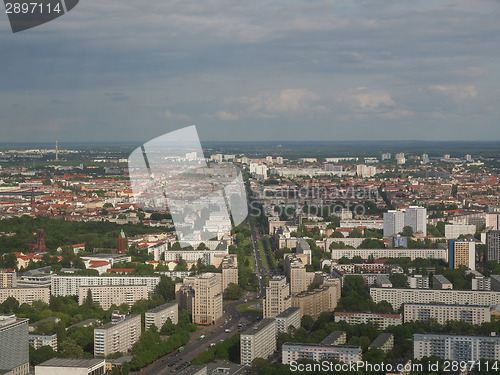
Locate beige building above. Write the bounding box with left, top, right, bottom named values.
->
left=175, top=273, right=223, bottom=325
left=0, top=270, right=16, bottom=288
left=371, top=287, right=500, bottom=310
left=404, top=303, right=491, bottom=325
left=94, top=312, right=141, bottom=356
left=220, top=255, right=238, bottom=291
left=145, top=302, right=178, bottom=330
left=291, top=281, right=340, bottom=319
left=78, top=285, right=148, bottom=310
left=263, top=276, right=291, bottom=318
left=240, top=318, right=277, bottom=365
left=0, top=287, right=49, bottom=305
left=284, top=255, right=315, bottom=295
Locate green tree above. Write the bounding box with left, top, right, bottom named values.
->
left=400, top=226, right=414, bottom=237
left=301, top=315, right=314, bottom=331
left=224, top=283, right=243, bottom=300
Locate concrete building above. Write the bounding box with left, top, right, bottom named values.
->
left=445, top=224, right=476, bottom=239
left=16, top=274, right=51, bottom=288
left=35, top=358, right=105, bottom=375
left=145, top=302, right=178, bottom=330
left=404, top=303, right=491, bottom=325
left=320, top=331, right=346, bottom=346
left=486, top=230, right=500, bottom=262
left=240, top=319, right=277, bottom=365
left=356, top=165, right=377, bottom=178
left=0, top=315, right=29, bottom=375
left=330, top=248, right=447, bottom=262
left=0, top=270, right=16, bottom=288
left=0, top=287, right=49, bottom=305
left=383, top=210, right=405, bottom=238
left=284, top=255, right=313, bottom=295
left=176, top=273, right=223, bottom=325
left=486, top=214, right=500, bottom=231
left=275, top=307, right=301, bottom=333
left=291, top=282, right=340, bottom=319
left=490, top=275, right=500, bottom=291
left=220, top=255, right=238, bottom=292
left=263, top=276, right=291, bottom=318
left=370, top=287, right=500, bottom=310
left=407, top=275, right=429, bottom=289
left=413, top=333, right=500, bottom=361
left=368, top=333, right=394, bottom=353
left=472, top=275, right=491, bottom=291
left=78, top=285, right=148, bottom=309
left=432, top=275, right=453, bottom=289
left=384, top=207, right=427, bottom=237
left=334, top=311, right=402, bottom=330
left=296, top=239, right=312, bottom=265
left=282, top=343, right=362, bottom=364
left=448, top=240, right=476, bottom=270
left=29, top=333, right=58, bottom=351
left=51, top=275, right=160, bottom=296
left=94, top=312, right=141, bottom=356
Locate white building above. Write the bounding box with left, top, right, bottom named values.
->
left=282, top=343, right=362, bottom=364
left=240, top=319, right=277, bottom=365
left=35, top=358, right=106, bottom=375
left=145, top=302, right=178, bottom=330
left=94, top=313, right=141, bottom=356
left=404, top=303, right=491, bottom=325
left=445, top=224, right=476, bottom=239
left=51, top=275, right=160, bottom=296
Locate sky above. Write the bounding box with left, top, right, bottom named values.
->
left=0, top=0, right=499, bottom=144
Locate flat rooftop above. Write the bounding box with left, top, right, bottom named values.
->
left=37, top=358, right=105, bottom=368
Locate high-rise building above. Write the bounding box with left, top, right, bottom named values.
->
left=0, top=269, right=16, bottom=288
left=0, top=314, right=29, bottom=375
left=51, top=275, right=160, bottom=296
left=263, top=276, right=291, bottom=318
left=275, top=307, right=301, bottom=333
left=383, top=207, right=427, bottom=237
left=486, top=214, right=500, bottom=230
left=176, top=273, right=223, bottom=325
left=118, top=230, right=127, bottom=254
left=220, top=255, right=238, bottom=291
left=145, top=302, right=178, bottom=330
left=383, top=210, right=405, bottom=237
left=414, top=333, right=500, bottom=361
left=356, top=165, right=377, bottom=178
left=395, top=153, right=406, bottom=165
left=94, top=312, right=141, bottom=356
left=421, top=154, right=430, bottom=164
left=291, top=282, right=340, bottom=319
left=381, top=153, right=391, bottom=161
left=240, top=319, right=277, bottom=365
left=448, top=240, right=476, bottom=270
left=486, top=230, right=500, bottom=262
left=295, top=239, right=312, bottom=265
left=445, top=224, right=476, bottom=239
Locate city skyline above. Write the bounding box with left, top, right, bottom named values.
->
left=1, top=1, right=500, bottom=143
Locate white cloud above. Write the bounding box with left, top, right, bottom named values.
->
left=427, top=85, right=478, bottom=102
left=160, top=110, right=191, bottom=121
left=340, top=87, right=395, bottom=111
left=206, top=111, right=240, bottom=121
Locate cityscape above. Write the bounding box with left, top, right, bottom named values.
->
left=0, top=141, right=500, bottom=375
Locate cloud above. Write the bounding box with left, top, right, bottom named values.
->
left=160, top=110, right=191, bottom=121
left=206, top=111, right=240, bottom=121
left=427, top=85, right=478, bottom=102
left=235, top=89, right=323, bottom=118
left=340, top=87, right=395, bottom=112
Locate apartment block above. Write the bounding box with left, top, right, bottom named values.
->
left=445, top=224, right=476, bottom=239
left=370, top=288, right=500, bottom=310
left=486, top=231, right=500, bottom=262
left=275, top=307, right=301, bottom=333
left=284, top=255, right=314, bottom=295
left=320, top=331, right=346, bottom=346
left=78, top=285, right=148, bottom=309
left=330, top=248, right=447, bottom=261
left=0, top=269, right=16, bottom=288
left=448, top=240, right=476, bottom=270
left=368, top=333, right=394, bottom=353
left=282, top=343, right=362, bottom=364
left=51, top=275, right=160, bottom=296
left=407, top=275, right=429, bottom=289
left=220, top=255, right=238, bottom=291
left=296, top=239, right=312, bottom=265
left=145, top=302, right=178, bottom=330
left=16, top=274, right=51, bottom=288
left=414, top=333, right=500, bottom=361
left=29, top=333, right=58, bottom=351
left=403, top=303, right=491, bottom=325
left=472, top=276, right=491, bottom=291
left=240, top=319, right=277, bottom=365
left=491, top=275, right=500, bottom=291
left=94, top=313, right=141, bottom=356
left=263, top=276, right=291, bottom=318
left=334, top=311, right=402, bottom=330
left=0, top=287, right=49, bottom=305
left=291, top=282, right=340, bottom=319
left=0, top=315, right=29, bottom=375
left=433, top=275, right=453, bottom=289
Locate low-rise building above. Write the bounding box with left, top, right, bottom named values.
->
left=404, top=303, right=491, bottom=325
left=368, top=333, right=394, bottom=353
left=78, top=285, right=148, bottom=309
left=432, top=275, right=453, bottom=289
left=320, top=331, right=346, bottom=346
left=29, top=333, right=58, bottom=351
left=35, top=358, right=105, bottom=375
left=282, top=343, right=362, bottom=364
left=0, top=287, right=49, bottom=305
left=334, top=311, right=402, bottom=330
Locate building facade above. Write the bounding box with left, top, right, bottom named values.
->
left=403, top=303, right=491, bottom=325
left=94, top=313, right=141, bottom=356
left=145, top=302, right=178, bottom=330
left=282, top=343, right=362, bottom=364
left=275, top=307, right=301, bottom=333
left=334, top=311, right=402, bottom=330
left=263, top=276, right=291, bottom=318
left=51, top=275, right=160, bottom=296
left=0, top=287, right=49, bottom=305
left=78, top=285, right=148, bottom=309
left=0, top=315, right=29, bottom=375
left=240, top=319, right=277, bottom=365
